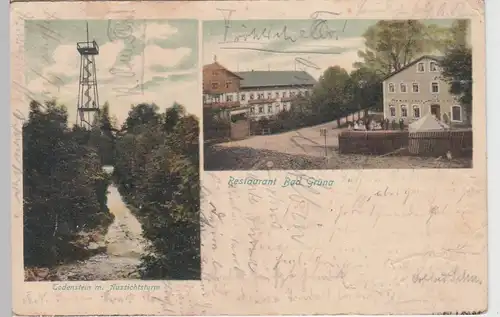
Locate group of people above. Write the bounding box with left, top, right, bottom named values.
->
left=347, top=118, right=406, bottom=131
left=347, top=119, right=382, bottom=131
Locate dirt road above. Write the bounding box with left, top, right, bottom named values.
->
left=218, top=120, right=343, bottom=158
left=204, top=119, right=471, bottom=170
left=51, top=184, right=146, bottom=281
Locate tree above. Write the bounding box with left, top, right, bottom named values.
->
left=114, top=103, right=200, bottom=279
left=354, top=20, right=442, bottom=75
left=439, top=20, right=472, bottom=123
left=23, top=100, right=114, bottom=267
left=123, top=103, right=161, bottom=132
left=349, top=67, right=383, bottom=112
left=311, top=66, right=353, bottom=125
left=89, top=102, right=116, bottom=165
left=164, top=103, right=184, bottom=132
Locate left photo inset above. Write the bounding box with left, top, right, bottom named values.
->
left=20, top=19, right=201, bottom=281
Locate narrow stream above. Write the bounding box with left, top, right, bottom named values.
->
left=54, top=166, right=146, bottom=280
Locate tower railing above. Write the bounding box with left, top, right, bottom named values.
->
left=76, top=23, right=100, bottom=129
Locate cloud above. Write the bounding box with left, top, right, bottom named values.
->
left=134, top=46, right=193, bottom=74
left=133, top=22, right=179, bottom=43
left=26, top=37, right=197, bottom=125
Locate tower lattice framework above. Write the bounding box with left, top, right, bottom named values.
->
left=76, top=22, right=100, bottom=129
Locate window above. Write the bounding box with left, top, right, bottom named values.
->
left=429, top=61, right=438, bottom=72
left=412, top=105, right=421, bottom=118
left=431, top=82, right=439, bottom=93
left=241, top=94, right=246, bottom=101
left=250, top=107, right=255, bottom=114
left=267, top=92, right=272, bottom=99
left=388, top=83, right=395, bottom=93
left=298, top=91, right=303, bottom=97
left=225, top=81, right=232, bottom=88
left=259, top=93, right=265, bottom=99
left=211, top=82, right=219, bottom=89
left=400, top=83, right=407, bottom=93
left=212, top=71, right=219, bottom=76
left=417, top=62, right=425, bottom=72
left=275, top=92, right=280, bottom=98
left=267, top=105, right=273, bottom=113
left=250, top=93, right=254, bottom=100
left=400, top=105, right=408, bottom=117
left=226, top=95, right=233, bottom=102
left=304, top=91, right=309, bottom=97
left=389, top=105, right=396, bottom=117
left=282, top=91, right=287, bottom=98
left=291, top=91, right=296, bottom=97
left=258, top=106, right=264, bottom=113
left=276, top=105, right=280, bottom=112
left=451, top=105, right=462, bottom=122
left=412, top=83, right=420, bottom=93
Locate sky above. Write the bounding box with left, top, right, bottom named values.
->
left=203, top=19, right=457, bottom=80
left=24, top=19, right=199, bottom=125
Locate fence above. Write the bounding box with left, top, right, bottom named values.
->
left=338, top=131, right=408, bottom=155
left=338, top=129, right=472, bottom=157
left=408, top=129, right=472, bottom=157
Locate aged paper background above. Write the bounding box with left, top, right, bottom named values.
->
left=11, top=0, right=487, bottom=315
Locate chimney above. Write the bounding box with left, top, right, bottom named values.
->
left=213, top=55, right=217, bottom=63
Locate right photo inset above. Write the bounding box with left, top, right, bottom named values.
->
left=202, top=18, right=474, bottom=171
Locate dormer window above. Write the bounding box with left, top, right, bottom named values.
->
left=429, top=61, right=439, bottom=72
left=417, top=62, right=425, bottom=73
left=388, top=83, right=395, bottom=93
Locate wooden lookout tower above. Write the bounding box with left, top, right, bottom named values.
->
left=76, top=22, right=100, bottom=129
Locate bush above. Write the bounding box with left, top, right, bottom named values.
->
left=23, top=100, right=114, bottom=267
left=114, top=103, right=200, bottom=280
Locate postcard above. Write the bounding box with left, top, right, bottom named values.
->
left=11, top=0, right=487, bottom=315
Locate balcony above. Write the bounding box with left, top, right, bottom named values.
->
left=77, top=40, right=99, bottom=55
left=203, top=101, right=241, bottom=109
left=247, top=98, right=276, bottom=105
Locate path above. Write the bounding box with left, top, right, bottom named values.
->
left=53, top=169, right=146, bottom=281
left=218, top=120, right=344, bottom=158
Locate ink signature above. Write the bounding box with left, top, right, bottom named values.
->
left=107, top=18, right=146, bottom=97
left=218, top=9, right=340, bottom=44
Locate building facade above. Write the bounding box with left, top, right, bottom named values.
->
left=382, top=55, right=469, bottom=126
left=203, top=60, right=317, bottom=120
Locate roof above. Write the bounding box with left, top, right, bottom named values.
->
left=203, top=62, right=244, bottom=79
left=382, top=55, right=445, bottom=81
left=409, top=112, right=450, bottom=132
left=235, top=71, right=317, bottom=89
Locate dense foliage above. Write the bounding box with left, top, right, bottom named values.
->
left=439, top=20, right=472, bottom=121
left=114, top=103, right=200, bottom=280
left=23, top=100, right=114, bottom=267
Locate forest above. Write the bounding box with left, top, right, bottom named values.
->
left=204, top=19, right=472, bottom=138
left=23, top=100, right=200, bottom=280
